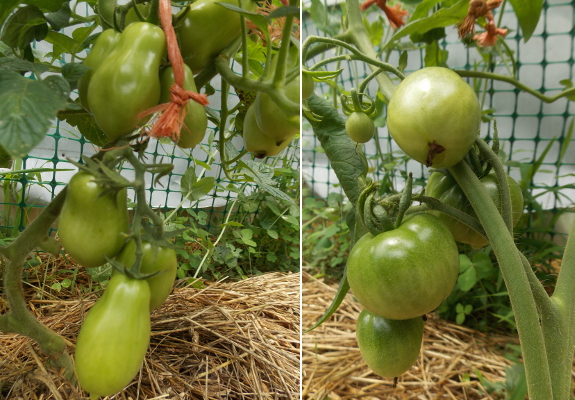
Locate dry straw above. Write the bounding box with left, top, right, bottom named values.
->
left=0, top=260, right=300, bottom=400
left=302, top=271, right=532, bottom=400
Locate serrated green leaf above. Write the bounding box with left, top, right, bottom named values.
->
left=44, top=1, right=71, bottom=30
left=507, top=0, right=543, bottom=42
left=1, top=5, right=48, bottom=50
left=182, top=176, right=215, bottom=201
left=383, top=0, right=468, bottom=52
left=43, top=75, right=70, bottom=102
left=61, top=62, right=90, bottom=90
left=0, top=70, right=68, bottom=157
left=57, top=110, right=109, bottom=146
left=0, top=56, right=49, bottom=75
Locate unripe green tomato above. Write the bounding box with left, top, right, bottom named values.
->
left=425, top=171, right=524, bottom=249
left=347, top=213, right=459, bottom=320
left=159, top=64, right=208, bottom=149
left=87, top=22, right=166, bottom=142
left=243, top=103, right=294, bottom=159
left=58, top=171, right=129, bottom=268
left=302, top=72, right=315, bottom=100
left=176, top=0, right=258, bottom=74
left=356, top=310, right=424, bottom=379
left=254, top=77, right=300, bottom=145
left=77, top=29, right=120, bottom=113
left=387, top=67, right=481, bottom=168
left=114, top=239, right=178, bottom=310
left=345, top=112, right=376, bottom=143
left=75, top=273, right=151, bottom=399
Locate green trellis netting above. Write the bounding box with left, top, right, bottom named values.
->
left=302, top=0, right=575, bottom=239
left=0, top=4, right=300, bottom=236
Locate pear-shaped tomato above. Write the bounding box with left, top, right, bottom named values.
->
left=254, top=77, right=300, bottom=145
left=114, top=239, right=178, bottom=310
left=243, top=103, right=294, bottom=159
left=75, top=273, right=151, bottom=398
left=58, top=171, right=129, bottom=268
left=356, top=310, right=424, bottom=378
left=159, top=65, right=208, bottom=149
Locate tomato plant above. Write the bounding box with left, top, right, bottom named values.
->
left=58, top=171, right=129, bottom=269
left=75, top=273, right=151, bottom=398
left=346, top=213, right=460, bottom=320
left=356, top=310, right=424, bottom=379
left=387, top=67, right=481, bottom=168
left=426, top=171, right=524, bottom=249
left=114, top=239, right=178, bottom=310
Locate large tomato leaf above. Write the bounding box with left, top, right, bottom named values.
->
left=0, top=70, right=69, bottom=158
left=306, top=94, right=366, bottom=205
left=382, top=0, right=468, bottom=52
left=507, top=0, right=543, bottom=42
left=1, top=5, right=48, bottom=50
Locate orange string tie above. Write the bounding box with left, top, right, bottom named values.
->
left=360, top=0, right=407, bottom=29
left=139, top=0, right=209, bottom=142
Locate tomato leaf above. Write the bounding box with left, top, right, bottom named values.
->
left=382, top=0, right=468, bottom=52
left=0, top=56, right=50, bottom=75
left=44, top=1, right=71, bottom=30
left=0, top=70, right=69, bottom=157
left=1, top=5, right=48, bottom=50
left=507, top=0, right=543, bottom=42
left=306, top=94, right=367, bottom=205
left=304, top=266, right=350, bottom=333
left=268, top=6, right=299, bottom=19
left=57, top=110, right=109, bottom=147
left=0, top=0, right=20, bottom=28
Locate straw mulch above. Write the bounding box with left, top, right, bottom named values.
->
left=302, top=271, right=529, bottom=400
left=0, top=264, right=300, bottom=400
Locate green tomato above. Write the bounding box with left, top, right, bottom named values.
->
left=75, top=273, right=151, bottom=399
left=159, top=64, right=208, bottom=149
left=425, top=171, right=524, bottom=249
left=254, top=77, right=300, bottom=145
left=58, top=171, right=129, bottom=268
left=114, top=239, right=178, bottom=310
left=356, top=310, right=424, bottom=379
left=243, top=103, right=294, bottom=159
left=347, top=213, right=459, bottom=320
left=87, top=22, right=166, bottom=143
left=302, top=72, right=315, bottom=100
left=175, top=0, right=258, bottom=74
left=345, top=112, right=376, bottom=143
left=387, top=67, right=481, bottom=168
left=77, top=29, right=120, bottom=113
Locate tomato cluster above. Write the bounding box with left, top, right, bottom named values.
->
left=59, top=171, right=178, bottom=398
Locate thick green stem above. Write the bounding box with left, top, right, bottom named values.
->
left=449, top=161, right=552, bottom=400
left=345, top=0, right=396, bottom=101
left=475, top=138, right=512, bottom=231
left=1, top=189, right=76, bottom=383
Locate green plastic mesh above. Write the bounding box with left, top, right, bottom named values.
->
left=302, top=0, right=575, bottom=216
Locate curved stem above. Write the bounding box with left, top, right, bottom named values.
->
left=449, top=161, right=552, bottom=400
left=455, top=70, right=575, bottom=104
left=303, top=31, right=353, bottom=61
left=1, top=189, right=76, bottom=383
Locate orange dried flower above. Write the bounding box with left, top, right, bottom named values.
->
left=360, top=0, right=407, bottom=29
left=473, top=20, right=508, bottom=47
